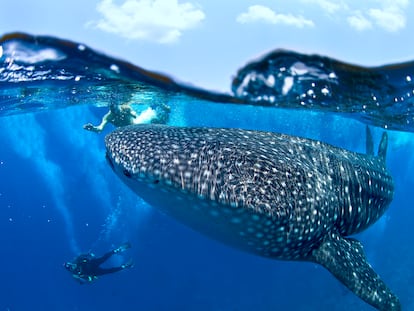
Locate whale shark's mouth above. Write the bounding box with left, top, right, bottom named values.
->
left=105, top=149, right=134, bottom=180
left=105, top=152, right=114, bottom=170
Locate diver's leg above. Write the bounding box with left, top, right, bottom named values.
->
left=90, top=243, right=131, bottom=266
left=94, top=266, right=123, bottom=276
left=94, top=262, right=133, bottom=276
left=91, top=251, right=115, bottom=266
left=90, top=243, right=131, bottom=267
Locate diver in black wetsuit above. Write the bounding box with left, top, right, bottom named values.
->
left=64, top=243, right=133, bottom=284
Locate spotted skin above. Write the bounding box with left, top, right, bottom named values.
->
left=105, top=125, right=399, bottom=311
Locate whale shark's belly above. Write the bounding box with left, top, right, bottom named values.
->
left=114, top=162, right=337, bottom=260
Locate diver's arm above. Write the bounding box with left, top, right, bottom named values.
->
left=95, top=112, right=111, bottom=131
left=83, top=112, right=111, bottom=133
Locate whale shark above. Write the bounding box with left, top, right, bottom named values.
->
left=105, top=124, right=399, bottom=310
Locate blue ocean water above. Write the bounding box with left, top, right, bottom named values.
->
left=0, top=33, right=414, bottom=310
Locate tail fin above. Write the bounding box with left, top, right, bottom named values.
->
left=378, top=132, right=388, bottom=161
left=366, top=126, right=374, bottom=156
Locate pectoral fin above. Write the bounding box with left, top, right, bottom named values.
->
left=310, top=232, right=400, bottom=311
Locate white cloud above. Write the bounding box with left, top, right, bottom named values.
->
left=347, top=11, right=372, bottom=31
left=301, top=0, right=348, bottom=15
left=379, top=0, right=409, bottom=7
left=236, top=5, right=314, bottom=28
left=301, top=0, right=409, bottom=32
left=368, top=7, right=406, bottom=32
left=91, top=0, right=205, bottom=44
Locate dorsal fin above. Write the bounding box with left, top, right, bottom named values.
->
left=378, top=132, right=388, bottom=161
left=311, top=232, right=400, bottom=310
left=366, top=126, right=374, bottom=156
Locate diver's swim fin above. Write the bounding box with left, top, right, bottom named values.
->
left=113, top=242, right=131, bottom=254
left=121, top=259, right=134, bottom=269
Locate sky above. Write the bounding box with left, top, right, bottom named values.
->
left=1, top=0, right=414, bottom=91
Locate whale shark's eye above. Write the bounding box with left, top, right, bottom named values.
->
left=153, top=179, right=160, bottom=184
left=123, top=169, right=132, bottom=178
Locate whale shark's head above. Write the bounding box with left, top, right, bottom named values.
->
left=105, top=124, right=226, bottom=192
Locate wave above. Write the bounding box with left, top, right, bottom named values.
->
left=0, top=32, right=413, bottom=132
